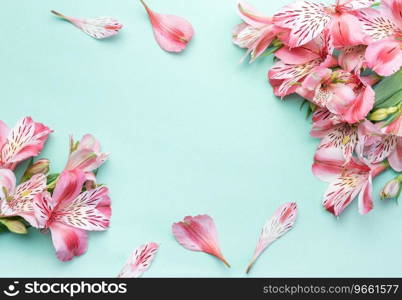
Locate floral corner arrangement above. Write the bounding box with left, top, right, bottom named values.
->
left=232, top=0, right=402, bottom=216
left=0, top=117, right=110, bottom=261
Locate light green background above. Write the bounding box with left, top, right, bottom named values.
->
left=0, top=0, right=401, bottom=277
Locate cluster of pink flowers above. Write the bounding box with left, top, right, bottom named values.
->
left=233, top=0, right=402, bottom=216
left=0, top=117, right=110, bottom=261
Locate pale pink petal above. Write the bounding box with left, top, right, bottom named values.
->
left=269, top=60, right=318, bottom=97
left=358, top=8, right=397, bottom=42
left=49, top=222, right=88, bottom=262
left=382, top=0, right=402, bottom=28
left=246, top=202, right=297, bottom=273
left=0, top=117, right=52, bottom=170
left=325, top=83, right=357, bottom=115
left=140, top=0, right=193, bottom=53
left=330, top=13, right=367, bottom=48
left=237, top=1, right=272, bottom=28
left=66, top=135, right=108, bottom=173
left=339, top=0, right=376, bottom=10
left=0, top=121, right=9, bottom=149
left=338, top=45, right=367, bottom=73
left=322, top=171, right=367, bottom=216
left=301, top=67, right=332, bottom=91
left=55, top=186, right=111, bottom=231
left=310, top=108, right=340, bottom=138
left=118, top=242, right=159, bottom=278
left=52, top=170, right=86, bottom=205
left=341, top=84, right=374, bottom=124
left=172, top=214, right=230, bottom=267
left=365, top=38, right=402, bottom=76
left=317, top=123, right=358, bottom=162
left=0, top=168, right=16, bottom=197
left=275, top=45, right=321, bottom=64
left=274, top=1, right=331, bottom=47
left=312, top=147, right=347, bottom=183
left=389, top=138, right=402, bottom=171
left=358, top=177, right=373, bottom=215
left=32, top=192, right=54, bottom=229
left=252, top=32, right=278, bottom=62
left=8, top=174, right=47, bottom=225
left=51, top=11, right=122, bottom=39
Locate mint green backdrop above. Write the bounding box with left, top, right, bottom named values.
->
left=1, top=0, right=401, bottom=277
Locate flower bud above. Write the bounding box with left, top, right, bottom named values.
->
left=380, top=177, right=401, bottom=200
left=368, top=108, right=389, bottom=121
left=22, top=159, right=50, bottom=181
left=0, top=218, right=28, bottom=234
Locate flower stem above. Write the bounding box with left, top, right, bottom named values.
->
left=51, top=10, right=67, bottom=19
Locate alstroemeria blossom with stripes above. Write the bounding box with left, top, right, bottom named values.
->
left=0, top=117, right=51, bottom=170
left=273, top=0, right=374, bottom=48
left=32, top=169, right=111, bottom=261
left=0, top=169, right=47, bottom=226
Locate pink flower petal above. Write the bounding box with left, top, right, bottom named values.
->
left=274, top=1, right=331, bottom=47
left=118, top=242, right=159, bottom=278
left=51, top=10, right=123, bottom=39
left=342, top=84, right=375, bottom=124
left=49, top=222, right=88, bottom=262
left=365, top=38, right=402, bottom=76
left=275, top=44, right=321, bottom=65
left=66, top=135, right=108, bottom=173
left=237, top=1, right=272, bottom=28
left=389, top=138, right=402, bottom=171
left=329, top=13, right=366, bottom=48
left=338, top=45, right=367, bottom=73
left=246, top=202, right=297, bottom=273
left=172, top=214, right=230, bottom=267
left=140, top=0, right=193, bottom=53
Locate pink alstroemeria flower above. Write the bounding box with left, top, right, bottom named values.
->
left=310, top=108, right=359, bottom=162
left=313, top=147, right=387, bottom=216
left=358, top=1, right=402, bottom=75
left=172, top=214, right=230, bottom=267
left=33, top=169, right=111, bottom=261
left=297, top=67, right=375, bottom=123
left=273, top=0, right=373, bottom=48
left=0, top=117, right=52, bottom=170
left=357, top=115, right=402, bottom=171
left=51, top=10, right=123, bottom=39
left=269, top=30, right=336, bottom=97
left=232, top=1, right=286, bottom=62
left=0, top=169, right=46, bottom=226
left=140, top=0, right=194, bottom=53
left=65, top=134, right=108, bottom=173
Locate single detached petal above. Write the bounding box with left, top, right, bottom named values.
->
left=172, top=214, right=230, bottom=267
left=140, top=0, right=193, bottom=53
left=51, top=10, right=123, bottom=39
left=118, top=242, right=159, bottom=278
left=246, top=202, right=297, bottom=273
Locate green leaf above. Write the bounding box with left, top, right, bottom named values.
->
left=374, top=68, right=402, bottom=108
left=0, top=218, right=28, bottom=234
left=375, top=90, right=402, bottom=109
